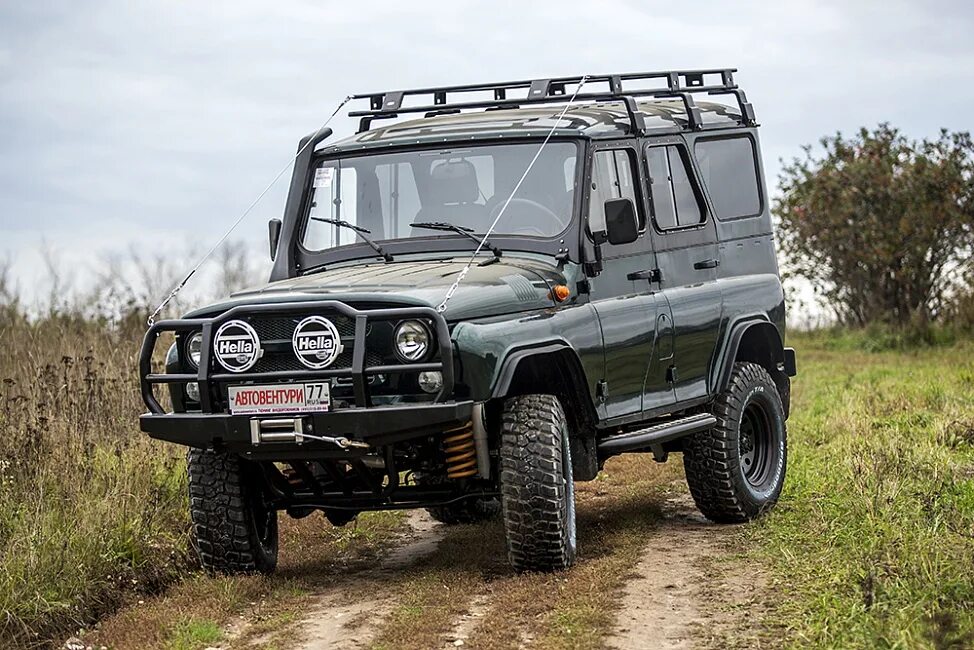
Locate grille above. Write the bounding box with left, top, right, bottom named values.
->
left=250, top=349, right=383, bottom=373
left=241, top=314, right=361, bottom=373
left=248, top=314, right=357, bottom=341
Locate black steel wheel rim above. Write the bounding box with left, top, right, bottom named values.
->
left=739, top=399, right=776, bottom=490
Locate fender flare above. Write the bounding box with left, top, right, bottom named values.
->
left=713, top=318, right=793, bottom=394
left=490, top=341, right=580, bottom=399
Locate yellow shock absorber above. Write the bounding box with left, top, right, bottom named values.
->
left=443, top=421, right=478, bottom=479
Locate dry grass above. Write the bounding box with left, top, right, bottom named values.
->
left=0, top=308, right=188, bottom=648
left=363, top=456, right=681, bottom=650
left=84, top=511, right=406, bottom=649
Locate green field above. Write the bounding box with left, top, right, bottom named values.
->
left=1, top=315, right=973, bottom=648
left=749, top=332, right=974, bottom=648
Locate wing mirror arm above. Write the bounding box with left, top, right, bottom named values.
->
left=587, top=231, right=606, bottom=276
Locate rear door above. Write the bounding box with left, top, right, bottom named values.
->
left=642, top=136, right=723, bottom=407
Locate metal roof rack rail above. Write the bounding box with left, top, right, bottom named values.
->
left=347, top=69, right=755, bottom=134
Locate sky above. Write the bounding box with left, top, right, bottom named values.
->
left=1, top=0, right=973, bottom=309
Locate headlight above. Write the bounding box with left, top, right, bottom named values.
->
left=394, top=320, right=431, bottom=362
left=185, top=331, right=203, bottom=368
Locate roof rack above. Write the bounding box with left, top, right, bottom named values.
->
left=348, top=69, right=755, bottom=134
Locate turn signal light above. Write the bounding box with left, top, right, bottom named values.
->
left=552, top=284, right=571, bottom=302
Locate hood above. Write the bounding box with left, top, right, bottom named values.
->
left=188, top=256, right=571, bottom=321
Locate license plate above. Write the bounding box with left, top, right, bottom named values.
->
left=227, top=382, right=330, bottom=415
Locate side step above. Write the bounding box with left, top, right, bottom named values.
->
left=597, top=413, right=717, bottom=456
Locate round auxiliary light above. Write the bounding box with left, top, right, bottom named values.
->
left=185, top=331, right=203, bottom=368
left=185, top=381, right=201, bottom=402
left=418, top=371, right=443, bottom=394
left=394, top=320, right=432, bottom=362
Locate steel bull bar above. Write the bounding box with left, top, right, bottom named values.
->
left=138, top=300, right=472, bottom=450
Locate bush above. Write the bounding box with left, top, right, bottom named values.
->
left=775, top=125, right=974, bottom=328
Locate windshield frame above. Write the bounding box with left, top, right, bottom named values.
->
left=292, top=137, right=585, bottom=272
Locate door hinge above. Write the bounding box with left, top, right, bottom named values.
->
left=666, top=365, right=679, bottom=384
left=596, top=379, right=609, bottom=403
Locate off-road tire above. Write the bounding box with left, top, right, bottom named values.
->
left=683, top=362, right=787, bottom=523
left=187, top=448, right=278, bottom=574
left=500, top=394, right=577, bottom=572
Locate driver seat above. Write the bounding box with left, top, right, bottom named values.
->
left=412, top=160, right=486, bottom=233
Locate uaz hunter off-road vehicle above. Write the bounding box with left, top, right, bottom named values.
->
left=139, top=69, right=796, bottom=573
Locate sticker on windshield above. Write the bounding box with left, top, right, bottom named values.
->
left=314, top=167, right=335, bottom=188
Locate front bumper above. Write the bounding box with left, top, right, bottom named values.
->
left=138, top=299, right=465, bottom=456
left=140, top=400, right=474, bottom=455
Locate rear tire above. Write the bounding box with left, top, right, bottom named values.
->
left=683, top=362, right=787, bottom=523
left=500, top=394, right=577, bottom=572
left=187, top=449, right=278, bottom=574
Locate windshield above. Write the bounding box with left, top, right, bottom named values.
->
left=301, top=142, right=578, bottom=252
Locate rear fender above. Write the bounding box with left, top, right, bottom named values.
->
left=712, top=317, right=794, bottom=417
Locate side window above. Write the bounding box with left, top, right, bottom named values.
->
left=693, top=136, right=762, bottom=219
left=645, top=145, right=703, bottom=230
left=588, top=149, right=643, bottom=235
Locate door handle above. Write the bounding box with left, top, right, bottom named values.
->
left=693, top=259, right=719, bottom=270
left=627, top=268, right=662, bottom=282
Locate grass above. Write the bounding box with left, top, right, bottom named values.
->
left=3, top=297, right=973, bottom=649
left=746, top=332, right=974, bottom=648
left=0, top=309, right=189, bottom=648
left=364, top=458, right=683, bottom=650
left=165, top=618, right=222, bottom=650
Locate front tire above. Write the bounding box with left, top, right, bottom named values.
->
left=500, top=394, right=577, bottom=572
left=187, top=449, right=279, bottom=574
left=683, top=362, right=787, bottom=523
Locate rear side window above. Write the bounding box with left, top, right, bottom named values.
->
left=645, top=145, right=703, bottom=230
left=693, top=136, right=762, bottom=219
left=588, top=149, right=644, bottom=234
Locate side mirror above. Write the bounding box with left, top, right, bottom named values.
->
left=268, top=218, right=282, bottom=261
left=603, top=198, right=639, bottom=245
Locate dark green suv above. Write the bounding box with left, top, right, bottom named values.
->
left=139, top=69, right=796, bottom=573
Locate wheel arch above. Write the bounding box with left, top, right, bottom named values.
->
left=491, top=343, right=600, bottom=480
left=714, top=318, right=793, bottom=418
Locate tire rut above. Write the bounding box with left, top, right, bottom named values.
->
left=607, top=490, right=764, bottom=650
left=290, top=510, right=447, bottom=649
left=235, top=510, right=447, bottom=649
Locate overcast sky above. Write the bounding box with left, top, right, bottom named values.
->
left=2, top=0, right=973, bottom=306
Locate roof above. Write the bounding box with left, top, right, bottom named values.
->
left=322, top=99, right=745, bottom=155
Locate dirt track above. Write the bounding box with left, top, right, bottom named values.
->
left=211, top=459, right=768, bottom=650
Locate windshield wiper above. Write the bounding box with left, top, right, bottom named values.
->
left=311, top=217, right=393, bottom=262
left=411, top=221, right=502, bottom=258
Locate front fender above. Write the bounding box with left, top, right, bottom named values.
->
left=451, top=304, right=602, bottom=403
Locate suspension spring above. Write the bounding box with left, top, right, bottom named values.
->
left=443, top=421, right=478, bottom=479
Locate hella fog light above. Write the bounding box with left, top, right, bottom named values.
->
left=185, top=331, right=203, bottom=368
left=185, top=381, right=201, bottom=402
left=395, top=320, right=431, bottom=362
left=418, top=371, right=443, bottom=394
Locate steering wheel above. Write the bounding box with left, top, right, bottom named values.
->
left=487, top=198, right=564, bottom=237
